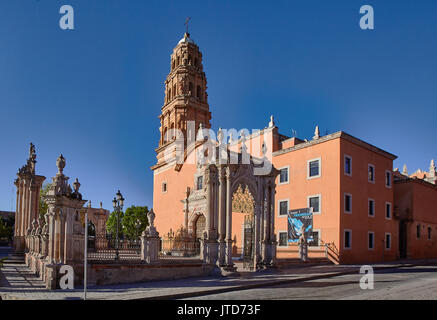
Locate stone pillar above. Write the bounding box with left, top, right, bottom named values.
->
left=58, top=211, right=65, bottom=264
left=22, top=180, right=28, bottom=240
left=141, top=234, right=160, bottom=263
left=254, top=202, right=261, bottom=267
left=205, top=169, right=212, bottom=237
left=217, top=167, right=226, bottom=266
left=224, top=167, right=236, bottom=271
left=46, top=209, right=56, bottom=264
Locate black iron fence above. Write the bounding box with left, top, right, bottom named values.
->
left=87, top=234, right=141, bottom=261
left=159, top=238, right=200, bottom=259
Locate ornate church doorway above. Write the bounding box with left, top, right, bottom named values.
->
left=194, top=214, right=206, bottom=241
left=232, top=184, right=255, bottom=270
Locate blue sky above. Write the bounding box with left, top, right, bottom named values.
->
left=0, top=0, right=436, bottom=211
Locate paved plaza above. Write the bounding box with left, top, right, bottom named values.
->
left=2, top=246, right=437, bottom=300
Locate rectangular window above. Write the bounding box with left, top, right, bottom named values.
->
left=309, top=196, right=320, bottom=214
left=197, top=176, right=203, bottom=190
left=309, top=160, right=320, bottom=178
left=279, top=167, right=289, bottom=184
left=368, top=199, right=375, bottom=217
left=279, top=200, right=288, bottom=216
left=344, top=155, right=352, bottom=176
left=385, top=170, right=392, bottom=187
left=385, top=233, right=391, bottom=250
left=309, top=231, right=319, bottom=247
left=278, top=232, right=288, bottom=247
left=417, top=224, right=421, bottom=239
left=344, top=230, right=352, bottom=249
left=428, top=227, right=432, bottom=240
left=368, top=232, right=374, bottom=249
left=386, top=203, right=392, bottom=219
left=368, top=164, right=375, bottom=182
left=344, top=193, right=352, bottom=213
left=162, top=182, right=167, bottom=193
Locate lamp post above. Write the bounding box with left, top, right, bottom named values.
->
left=112, top=190, right=124, bottom=260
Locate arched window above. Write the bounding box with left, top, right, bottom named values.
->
left=172, top=60, right=175, bottom=70
left=177, top=56, right=180, bottom=66
left=188, top=54, right=192, bottom=65
left=189, top=82, right=193, bottom=96
left=168, top=88, right=172, bottom=101
left=194, top=58, right=198, bottom=67
left=173, top=84, right=177, bottom=97
left=163, top=127, right=168, bottom=143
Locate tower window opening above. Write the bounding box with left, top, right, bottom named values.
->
left=197, top=86, right=202, bottom=100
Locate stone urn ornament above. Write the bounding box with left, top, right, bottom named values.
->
left=56, top=154, right=66, bottom=175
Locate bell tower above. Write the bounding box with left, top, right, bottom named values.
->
left=155, top=31, right=211, bottom=167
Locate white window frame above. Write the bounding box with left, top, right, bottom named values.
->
left=385, top=233, right=392, bottom=250
left=344, top=154, right=352, bottom=177
left=307, top=194, right=322, bottom=215
left=277, top=231, right=288, bottom=247
left=344, top=229, right=352, bottom=250
left=278, top=165, right=290, bottom=185
left=277, top=199, right=289, bottom=217
left=344, top=193, right=352, bottom=214
left=368, top=231, right=375, bottom=250
left=368, top=164, right=375, bottom=183
left=385, top=202, right=392, bottom=220
left=307, top=157, right=322, bottom=180
left=385, top=170, right=392, bottom=188
left=309, top=229, right=321, bottom=249
left=368, top=198, right=375, bottom=218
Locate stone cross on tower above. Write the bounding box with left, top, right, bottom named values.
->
left=184, top=17, right=191, bottom=35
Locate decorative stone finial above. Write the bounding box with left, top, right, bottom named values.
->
left=217, top=127, right=224, bottom=145
left=402, top=164, right=408, bottom=175
left=56, top=154, right=66, bottom=175
left=430, top=159, right=436, bottom=174
left=73, top=178, right=81, bottom=193
left=100, top=201, right=103, bottom=209
left=268, top=115, right=275, bottom=128
left=313, top=126, right=320, bottom=140
left=145, top=209, right=158, bottom=237
left=197, top=123, right=204, bottom=141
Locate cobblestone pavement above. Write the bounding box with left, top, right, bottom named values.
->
left=1, top=259, right=436, bottom=300
left=186, top=265, right=437, bottom=300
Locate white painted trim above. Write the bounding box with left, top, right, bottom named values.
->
left=385, top=202, right=392, bottom=220
left=344, top=193, right=352, bottom=214
left=368, top=198, right=375, bottom=218
left=307, top=194, right=322, bottom=215
left=344, top=154, right=352, bottom=177
left=385, top=232, right=392, bottom=250
left=385, top=170, right=392, bottom=189
left=307, top=157, right=322, bottom=180
left=278, top=165, right=290, bottom=185
left=368, top=231, right=375, bottom=250
left=368, top=164, right=375, bottom=184
left=309, top=228, right=321, bottom=249
left=277, top=199, right=290, bottom=217
left=277, top=230, right=288, bottom=247
left=344, top=229, right=352, bottom=249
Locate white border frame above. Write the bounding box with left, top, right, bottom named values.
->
left=344, top=229, right=352, bottom=250
left=307, top=157, right=322, bottom=180
left=344, top=193, right=352, bottom=214
left=277, top=230, right=288, bottom=247
left=385, top=170, right=392, bottom=188
left=278, top=165, right=290, bottom=185
left=307, top=194, right=322, bottom=215
left=309, top=228, right=321, bottom=249
left=385, top=232, right=392, bottom=250
left=385, top=202, right=392, bottom=220
left=368, top=164, right=376, bottom=184
left=368, top=198, right=375, bottom=218
left=344, top=154, right=352, bottom=177
left=277, top=199, right=290, bottom=217
left=368, top=231, right=375, bottom=250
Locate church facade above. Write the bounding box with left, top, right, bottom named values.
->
left=152, top=32, right=437, bottom=265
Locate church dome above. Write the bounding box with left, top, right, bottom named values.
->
left=178, top=33, right=195, bottom=45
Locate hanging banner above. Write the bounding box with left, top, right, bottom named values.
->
left=287, top=208, right=313, bottom=243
